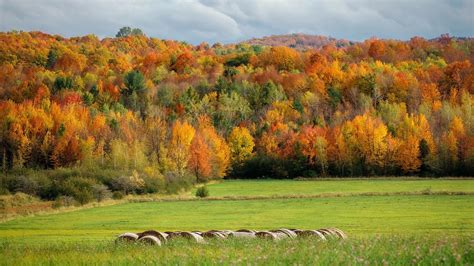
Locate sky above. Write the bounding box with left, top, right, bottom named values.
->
left=0, top=0, right=473, bottom=44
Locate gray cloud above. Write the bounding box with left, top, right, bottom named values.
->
left=0, top=0, right=472, bottom=44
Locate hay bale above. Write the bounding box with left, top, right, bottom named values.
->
left=229, top=231, right=256, bottom=239
left=295, top=230, right=326, bottom=240
left=271, top=228, right=297, bottom=239
left=202, top=231, right=226, bottom=239
left=166, top=231, right=182, bottom=240
left=236, top=229, right=256, bottom=233
left=172, top=231, right=206, bottom=243
left=328, top=228, right=347, bottom=239
left=137, top=230, right=168, bottom=243
left=316, top=228, right=340, bottom=239
left=138, top=235, right=161, bottom=246
left=219, top=230, right=233, bottom=237
left=116, top=232, right=139, bottom=243
left=256, top=231, right=286, bottom=241
left=291, top=229, right=303, bottom=235
left=206, top=229, right=233, bottom=236
left=192, top=231, right=203, bottom=236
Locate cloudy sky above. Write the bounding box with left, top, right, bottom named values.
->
left=0, top=0, right=472, bottom=44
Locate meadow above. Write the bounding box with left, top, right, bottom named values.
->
left=193, top=178, right=474, bottom=197
left=0, top=179, right=473, bottom=265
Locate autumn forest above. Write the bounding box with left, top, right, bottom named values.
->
left=0, top=29, right=473, bottom=201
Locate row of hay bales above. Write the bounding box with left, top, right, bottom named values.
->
left=116, top=228, right=347, bottom=246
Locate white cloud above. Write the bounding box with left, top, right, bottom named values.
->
left=0, top=0, right=472, bottom=44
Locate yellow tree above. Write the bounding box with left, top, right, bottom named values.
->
left=327, top=126, right=353, bottom=175
left=395, top=135, right=421, bottom=173
left=352, top=113, right=388, bottom=172
left=197, top=116, right=230, bottom=179
left=170, top=120, right=195, bottom=177
left=228, top=126, right=254, bottom=165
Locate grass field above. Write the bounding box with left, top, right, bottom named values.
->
left=193, top=178, right=474, bottom=197
left=0, top=179, right=473, bottom=265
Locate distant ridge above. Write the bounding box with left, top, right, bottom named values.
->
left=239, top=33, right=474, bottom=50
left=240, top=33, right=354, bottom=49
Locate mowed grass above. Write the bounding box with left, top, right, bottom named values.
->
left=195, top=179, right=474, bottom=197
left=0, top=179, right=473, bottom=265
left=1, top=195, right=473, bottom=242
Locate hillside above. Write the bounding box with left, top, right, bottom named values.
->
left=240, top=33, right=353, bottom=49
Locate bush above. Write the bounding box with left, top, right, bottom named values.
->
left=111, top=171, right=145, bottom=194
left=92, top=184, right=111, bottom=202
left=195, top=186, right=209, bottom=198
left=142, top=176, right=165, bottom=194
left=5, top=175, right=39, bottom=195
left=112, top=191, right=124, bottom=200
left=72, top=188, right=94, bottom=205
left=52, top=196, right=76, bottom=208
left=164, top=171, right=194, bottom=194
left=60, top=177, right=96, bottom=205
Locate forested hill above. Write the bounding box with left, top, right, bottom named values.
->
left=0, top=30, right=473, bottom=183
left=240, top=33, right=353, bottom=49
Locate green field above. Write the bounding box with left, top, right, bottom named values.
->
left=1, top=179, right=473, bottom=265
left=194, top=179, right=474, bottom=197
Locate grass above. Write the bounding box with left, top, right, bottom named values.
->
left=1, top=195, right=472, bottom=242
left=194, top=179, right=474, bottom=197
left=0, top=179, right=473, bottom=264
left=0, top=236, right=472, bottom=265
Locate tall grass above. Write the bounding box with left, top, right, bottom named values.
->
left=0, top=235, right=472, bottom=265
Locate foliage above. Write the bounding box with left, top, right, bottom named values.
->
left=195, top=186, right=209, bottom=198
left=0, top=31, right=473, bottom=184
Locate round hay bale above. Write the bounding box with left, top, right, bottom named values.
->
left=219, top=230, right=233, bottom=237
left=176, top=231, right=206, bottom=243
left=115, top=232, right=139, bottom=243
left=229, top=231, right=256, bottom=239
left=166, top=231, right=182, bottom=240
left=316, top=228, right=339, bottom=239
left=138, top=235, right=161, bottom=246
left=295, top=230, right=326, bottom=240
left=236, top=229, right=256, bottom=233
left=256, top=231, right=284, bottom=241
left=137, top=230, right=168, bottom=243
left=291, top=229, right=303, bottom=235
left=328, top=228, right=347, bottom=239
left=202, top=231, right=226, bottom=239
left=191, top=231, right=203, bottom=236
left=271, top=228, right=297, bottom=239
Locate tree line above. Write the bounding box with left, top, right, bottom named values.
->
left=0, top=30, right=472, bottom=191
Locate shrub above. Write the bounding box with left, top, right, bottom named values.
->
left=60, top=177, right=96, bottom=205
left=112, top=171, right=145, bottom=194
left=164, top=171, right=194, bottom=194
left=5, top=175, right=39, bottom=195
left=142, top=176, right=165, bottom=194
left=72, top=189, right=93, bottom=205
left=112, top=191, right=124, bottom=200
left=195, top=186, right=209, bottom=198
left=92, top=184, right=111, bottom=202
left=52, top=196, right=76, bottom=208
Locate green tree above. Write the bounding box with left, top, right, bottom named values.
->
left=46, top=49, right=58, bottom=69
left=116, top=27, right=132, bottom=37
left=262, top=81, right=286, bottom=106
left=131, top=28, right=144, bottom=36
left=122, top=70, right=149, bottom=119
